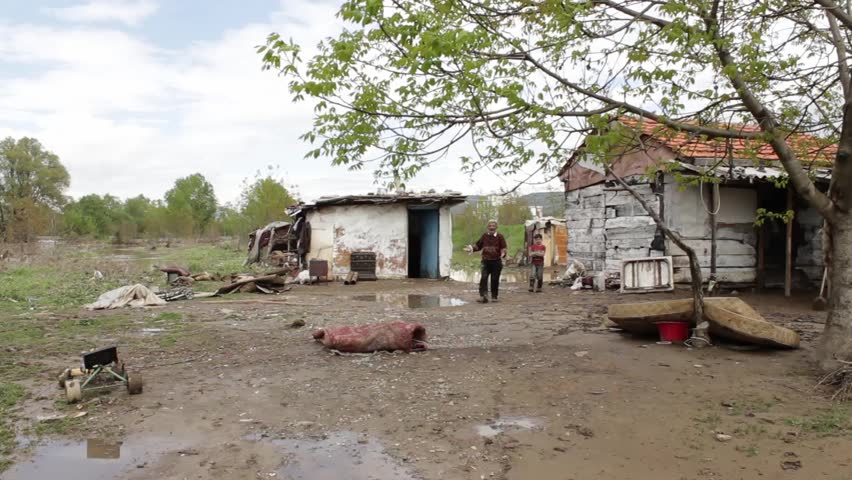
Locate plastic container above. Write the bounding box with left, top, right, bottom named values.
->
left=656, top=321, right=690, bottom=343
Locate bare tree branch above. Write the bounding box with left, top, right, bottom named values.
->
left=816, top=0, right=852, bottom=31
left=592, top=0, right=673, bottom=28
left=705, top=6, right=839, bottom=223
left=827, top=11, right=852, bottom=101
left=516, top=53, right=762, bottom=140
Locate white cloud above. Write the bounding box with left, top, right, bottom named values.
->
left=42, top=0, right=159, bottom=26
left=0, top=0, right=559, bottom=205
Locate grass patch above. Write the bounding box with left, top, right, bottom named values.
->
left=33, top=417, right=77, bottom=436
left=0, top=382, right=26, bottom=473
left=0, top=243, right=247, bottom=313
left=733, top=423, right=768, bottom=437
left=0, top=267, right=125, bottom=311
left=694, top=413, right=722, bottom=427
left=160, top=244, right=246, bottom=275
left=0, top=383, right=25, bottom=410
left=0, top=362, right=43, bottom=379
left=735, top=444, right=760, bottom=457
left=730, top=398, right=778, bottom=416
left=153, top=312, right=182, bottom=322
left=785, top=406, right=851, bottom=435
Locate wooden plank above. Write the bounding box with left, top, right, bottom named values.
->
left=785, top=185, right=794, bottom=297
left=757, top=223, right=765, bottom=291
left=710, top=183, right=718, bottom=275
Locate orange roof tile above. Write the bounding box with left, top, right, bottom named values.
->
left=617, top=117, right=837, bottom=165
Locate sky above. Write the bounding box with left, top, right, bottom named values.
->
left=0, top=0, right=561, bottom=204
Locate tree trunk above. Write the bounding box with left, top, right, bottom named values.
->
left=605, top=168, right=706, bottom=330
left=818, top=211, right=852, bottom=370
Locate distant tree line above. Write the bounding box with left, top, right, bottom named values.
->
left=453, top=196, right=532, bottom=243
left=0, top=137, right=298, bottom=243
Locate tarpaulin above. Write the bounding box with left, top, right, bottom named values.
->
left=85, top=284, right=168, bottom=310
left=313, top=322, right=427, bottom=353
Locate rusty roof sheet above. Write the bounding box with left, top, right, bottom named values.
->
left=619, top=117, right=837, bottom=165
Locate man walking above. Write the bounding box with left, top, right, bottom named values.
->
left=464, top=220, right=507, bottom=303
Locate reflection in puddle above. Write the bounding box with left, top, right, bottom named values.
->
left=246, top=431, right=415, bottom=480
left=475, top=416, right=544, bottom=437
left=4, top=436, right=180, bottom=480
left=86, top=439, right=122, bottom=459
left=450, top=268, right=562, bottom=283
left=449, top=269, right=522, bottom=283
left=353, top=294, right=467, bottom=308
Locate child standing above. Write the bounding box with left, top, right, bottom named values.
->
left=529, top=234, right=545, bottom=293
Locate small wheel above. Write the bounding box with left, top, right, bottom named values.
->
left=58, top=369, right=71, bottom=389
left=65, top=379, right=82, bottom=403
left=127, top=375, right=143, bottom=395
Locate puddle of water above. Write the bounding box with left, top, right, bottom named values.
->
left=475, top=416, right=544, bottom=437
left=353, top=294, right=467, bottom=308
left=4, top=436, right=180, bottom=480
left=247, top=431, right=415, bottom=480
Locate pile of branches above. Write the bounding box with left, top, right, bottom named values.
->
left=818, top=360, right=852, bottom=401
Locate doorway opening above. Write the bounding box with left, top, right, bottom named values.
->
left=408, top=208, right=440, bottom=278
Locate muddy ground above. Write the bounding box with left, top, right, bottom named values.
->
left=3, top=270, right=852, bottom=479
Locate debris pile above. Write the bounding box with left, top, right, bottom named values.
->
left=215, top=268, right=295, bottom=295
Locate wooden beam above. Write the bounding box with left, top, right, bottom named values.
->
left=757, top=223, right=765, bottom=291
left=709, top=183, right=717, bottom=276
left=785, top=185, right=794, bottom=297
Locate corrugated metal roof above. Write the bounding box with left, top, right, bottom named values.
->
left=677, top=162, right=832, bottom=183
left=300, top=192, right=467, bottom=211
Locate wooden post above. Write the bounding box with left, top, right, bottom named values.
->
left=709, top=183, right=717, bottom=276
left=757, top=223, right=765, bottom=291
left=785, top=185, right=794, bottom=297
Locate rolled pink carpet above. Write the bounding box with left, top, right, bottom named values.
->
left=313, top=322, right=427, bottom=353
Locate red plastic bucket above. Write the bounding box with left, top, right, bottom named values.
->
left=656, top=321, right=689, bottom=343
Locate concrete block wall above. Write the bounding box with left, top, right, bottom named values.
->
left=795, top=205, right=824, bottom=286
left=566, top=185, right=607, bottom=272
left=566, top=180, right=663, bottom=274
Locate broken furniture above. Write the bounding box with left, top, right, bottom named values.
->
left=350, top=251, right=377, bottom=281
left=157, top=286, right=195, bottom=301
left=620, top=256, right=674, bottom=293
left=159, top=266, right=190, bottom=284
left=245, top=219, right=309, bottom=267
left=309, top=259, right=330, bottom=283
left=57, top=346, right=143, bottom=403
left=215, top=268, right=294, bottom=294
left=607, top=297, right=800, bottom=348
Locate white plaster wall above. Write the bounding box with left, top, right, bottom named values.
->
left=438, top=206, right=453, bottom=277
left=306, top=204, right=409, bottom=278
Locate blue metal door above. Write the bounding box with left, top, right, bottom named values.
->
left=419, top=209, right=440, bottom=278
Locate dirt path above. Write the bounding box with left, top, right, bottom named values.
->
left=4, top=281, right=850, bottom=480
